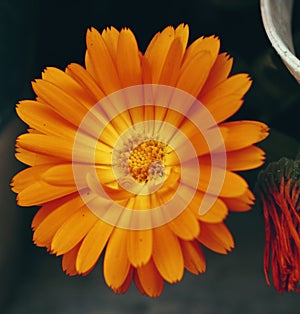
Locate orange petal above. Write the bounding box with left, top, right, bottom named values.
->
left=32, top=206, right=56, bottom=231
left=125, top=106, right=145, bottom=125
left=198, top=199, right=228, bottom=223
left=42, top=164, right=113, bottom=188
left=188, top=191, right=228, bottom=223
left=180, top=36, right=220, bottom=95
left=137, top=258, right=164, bottom=297
left=180, top=240, right=206, bottom=275
left=219, top=170, right=249, bottom=198
left=112, top=267, right=133, bottom=295
left=17, top=180, right=77, bottom=206
left=51, top=206, right=98, bottom=255
left=182, top=164, right=248, bottom=198
left=159, top=37, right=184, bottom=86
left=31, top=194, right=76, bottom=230
left=168, top=208, right=200, bottom=240
left=197, top=222, right=234, bottom=254
left=160, top=108, right=186, bottom=134
left=11, top=164, right=53, bottom=193
left=17, top=133, right=111, bottom=164
left=32, top=79, right=88, bottom=127
left=42, top=163, right=77, bottom=186
left=96, top=167, right=116, bottom=186
left=127, top=229, right=152, bottom=267
left=198, top=145, right=265, bottom=172
left=153, top=106, right=168, bottom=124
left=200, top=95, right=243, bottom=124
left=62, top=242, right=81, bottom=276
left=184, top=36, right=220, bottom=66
left=140, top=54, right=152, bottom=84
left=175, top=24, right=189, bottom=50
left=76, top=219, right=114, bottom=274
left=85, top=27, right=122, bottom=94
left=200, top=73, right=252, bottom=103
left=98, top=109, right=133, bottom=142
left=199, top=74, right=252, bottom=123
left=15, top=147, right=59, bottom=166
left=144, top=31, right=159, bottom=58
left=225, top=145, right=266, bottom=171
left=33, top=194, right=84, bottom=248
left=41, top=67, right=96, bottom=107
left=145, top=26, right=175, bottom=83
left=200, top=166, right=248, bottom=197
left=166, top=121, right=227, bottom=159
left=222, top=120, right=269, bottom=151
left=122, top=194, right=151, bottom=212
left=152, top=226, right=184, bottom=283
left=17, top=134, right=73, bottom=161
left=103, top=228, right=131, bottom=290
left=134, top=270, right=146, bottom=295
left=101, top=27, right=119, bottom=64
left=97, top=123, right=121, bottom=149
left=201, top=52, right=233, bottom=94
left=117, top=28, right=142, bottom=87
left=177, top=50, right=213, bottom=97
left=16, top=100, right=77, bottom=138
left=66, top=63, right=105, bottom=101
left=222, top=188, right=255, bottom=212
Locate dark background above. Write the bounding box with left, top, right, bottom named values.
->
left=0, top=0, right=300, bottom=313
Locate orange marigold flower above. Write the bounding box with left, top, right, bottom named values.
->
left=257, top=157, right=300, bottom=293
left=12, top=24, right=268, bottom=297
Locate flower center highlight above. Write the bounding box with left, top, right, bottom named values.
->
left=128, top=140, right=167, bottom=184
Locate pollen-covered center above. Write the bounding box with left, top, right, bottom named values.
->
left=128, top=140, right=167, bottom=183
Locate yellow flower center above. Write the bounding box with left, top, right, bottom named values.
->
left=128, top=140, right=167, bottom=183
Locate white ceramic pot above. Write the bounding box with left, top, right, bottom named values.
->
left=261, top=0, right=300, bottom=83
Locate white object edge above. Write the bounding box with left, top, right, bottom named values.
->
left=261, top=0, right=300, bottom=83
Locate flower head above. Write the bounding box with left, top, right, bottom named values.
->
left=257, top=157, right=300, bottom=293
left=12, top=24, right=268, bottom=297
